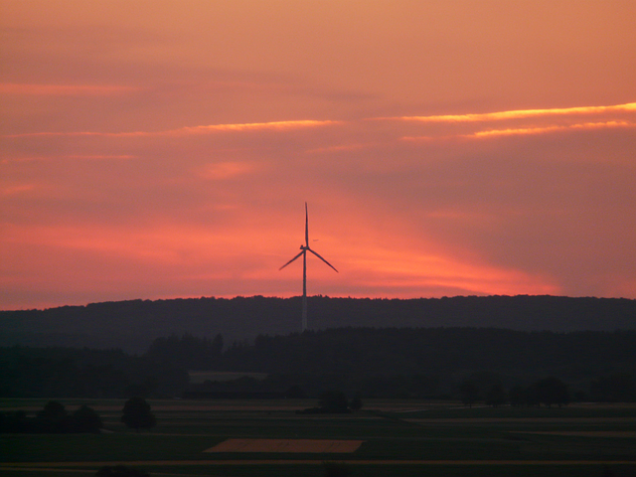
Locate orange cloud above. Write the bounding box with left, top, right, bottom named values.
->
left=3, top=120, right=341, bottom=138
left=401, top=120, right=635, bottom=141
left=0, top=83, right=137, bottom=96
left=182, top=120, right=342, bottom=133
left=67, top=155, right=138, bottom=160
left=305, top=142, right=383, bottom=154
left=466, top=120, right=635, bottom=139
left=384, top=101, right=636, bottom=123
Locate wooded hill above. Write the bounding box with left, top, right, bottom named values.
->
left=1, top=295, right=635, bottom=353
left=2, top=328, right=635, bottom=401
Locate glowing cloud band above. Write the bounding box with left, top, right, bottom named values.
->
left=402, top=120, right=636, bottom=141
left=3, top=120, right=341, bottom=138
left=384, top=102, right=636, bottom=123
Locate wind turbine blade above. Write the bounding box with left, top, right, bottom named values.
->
left=305, top=202, right=309, bottom=247
left=279, top=250, right=304, bottom=270
left=307, top=248, right=338, bottom=273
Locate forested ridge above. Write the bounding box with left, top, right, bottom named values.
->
left=1, top=295, right=635, bottom=352
left=2, top=328, right=635, bottom=401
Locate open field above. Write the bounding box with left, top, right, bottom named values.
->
left=206, top=438, right=364, bottom=453
left=2, top=398, right=636, bottom=476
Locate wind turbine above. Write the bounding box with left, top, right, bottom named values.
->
left=280, top=202, right=338, bottom=332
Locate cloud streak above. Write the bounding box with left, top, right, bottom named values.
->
left=382, top=101, right=636, bottom=123
left=401, top=120, right=636, bottom=141
left=3, top=120, right=341, bottom=138
left=5, top=101, right=634, bottom=144
left=466, top=120, right=636, bottom=138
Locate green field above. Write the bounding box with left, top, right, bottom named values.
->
left=2, top=398, right=636, bottom=476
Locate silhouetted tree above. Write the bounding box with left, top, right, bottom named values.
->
left=319, top=390, right=350, bottom=413
left=533, top=377, right=569, bottom=407
left=72, top=405, right=102, bottom=433
left=590, top=373, right=635, bottom=402
left=36, top=400, right=71, bottom=432
left=284, top=384, right=306, bottom=398
left=37, top=401, right=67, bottom=421
left=121, top=397, right=156, bottom=432
left=485, top=383, right=507, bottom=407
left=508, top=385, right=526, bottom=407
left=350, top=393, right=363, bottom=412
left=573, top=390, right=587, bottom=402
left=524, top=382, right=540, bottom=407
left=2, top=402, right=103, bottom=434
left=459, top=380, right=480, bottom=408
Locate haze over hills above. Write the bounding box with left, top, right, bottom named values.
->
left=1, top=295, right=635, bottom=353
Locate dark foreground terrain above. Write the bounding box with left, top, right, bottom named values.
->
left=2, top=398, right=636, bottom=477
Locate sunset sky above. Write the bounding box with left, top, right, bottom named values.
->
left=2, top=1, right=636, bottom=310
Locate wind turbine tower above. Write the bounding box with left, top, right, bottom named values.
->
left=280, top=202, right=338, bottom=332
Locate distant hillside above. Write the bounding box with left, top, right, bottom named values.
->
left=1, top=295, right=635, bottom=353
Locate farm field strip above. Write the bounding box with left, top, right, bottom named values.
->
left=406, top=417, right=636, bottom=423
left=205, top=438, right=364, bottom=453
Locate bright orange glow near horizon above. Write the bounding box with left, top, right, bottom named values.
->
left=2, top=1, right=636, bottom=309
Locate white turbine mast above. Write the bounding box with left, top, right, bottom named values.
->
left=279, top=202, right=338, bottom=332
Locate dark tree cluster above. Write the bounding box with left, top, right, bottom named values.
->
left=221, top=328, right=636, bottom=381
left=0, top=346, right=188, bottom=398
left=459, top=380, right=481, bottom=408
left=121, top=396, right=156, bottom=432
left=458, top=376, right=570, bottom=408
left=187, top=372, right=442, bottom=401
left=0, top=400, right=102, bottom=433
left=508, top=377, right=570, bottom=407
left=298, top=390, right=362, bottom=414
left=590, top=373, right=636, bottom=402
left=145, top=333, right=222, bottom=370
left=2, top=327, right=636, bottom=401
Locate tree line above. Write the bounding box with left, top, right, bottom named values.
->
left=0, top=400, right=102, bottom=433
left=0, top=397, right=156, bottom=434
left=1, top=328, right=635, bottom=401
left=0, top=346, right=188, bottom=398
